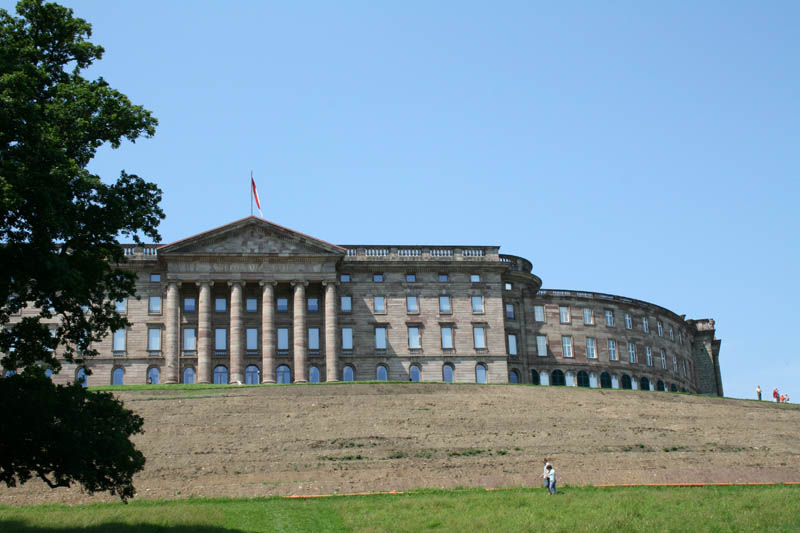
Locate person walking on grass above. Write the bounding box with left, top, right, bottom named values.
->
left=546, top=464, right=557, bottom=495
left=542, top=458, right=551, bottom=492
left=756, top=385, right=761, bottom=401
left=774, top=388, right=779, bottom=403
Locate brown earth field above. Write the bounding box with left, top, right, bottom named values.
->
left=2, top=383, right=799, bottom=505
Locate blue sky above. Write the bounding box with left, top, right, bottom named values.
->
left=7, top=1, right=798, bottom=400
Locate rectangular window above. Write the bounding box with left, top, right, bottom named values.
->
left=679, top=331, right=684, bottom=345
left=246, top=298, right=258, bottom=312
left=441, top=327, right=453, bottom=349
left=505, top=303, right=515, bottom=319
left=470, top=274, right=481, bottom=282
left=587, top=337, right=597, bottom=359
left=562, top=336, right=573, bottom=358
left=657, top=321, right=663, bottom=337
left=148, top=328, right=161, bottom=351
left=406, top=273, right=416, bottom=282
left=438, top=273, right=449, bottom=282
left=340, top=273, right=351, bottom=283
left=507, top=333, right=518, bottom=355
left=215, top=298, right=226, bottom=312
left=624, top=313, right=632, bottom=329
left=308, top=328, right=320, bottom=351
left=277, top=298, right=288, bottom=312
left=375, top=327, right=387, bottom=350
left=247, top=328, right=258, bottom=351
left=408, top=327, right=421, bottom=349
left=184, top=328, right=196, bottom=351
left=669, top=326, right=674, bottom=341
left=642, top=317, right=649, bottom=333
left=215, top=329, right=227, bottom=351
left=439, top=296, right=451, bottom=313
left=605, top=310, right=614, bottom=327
left=646, top=346, right=653, bottom=366
left=407, top=296, right=419, bottom=313
left=150, top=273, right=161, bottom=282
left=473, top=327, right=486, bottom=349
left=559, top=306, right=570, bottom=323
left=342, top=327, right=353, bottom=350
left=184, top=297, right=196, bottom=312
left=504, top=282, right=513, bottom=291
left=682, top=359, right=687, bottom=376
left=472, top=296, right=484, bottom=313
left=628, top=342, right=636, bottom=363
left=374, top=296, right=386, bottom=313
left=115, top=298, right=127, bottom=313
left=277, top=328, right=289, bottom=351
left=608, top=339, right=617, bottom=361
left=307, top=298, right=319, bottom=312
left=673, top=355, right=678, bottom=373
left=149, top=296, right=161, bottom=313
left=661, top=350, right=667, bottom=369
left=537, top=335, right=547, bottom=356
left=373, top=273, right=384, bottom=282
left=341, top=295, right=352, bottom=312
left=112, top=329, right=125, bottom=351
left=583, top=308, right=593, bottom=325
left=534, top=305, right=545, bottom=322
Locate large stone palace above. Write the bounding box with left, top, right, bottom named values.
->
left=12, top=216, right=723, bottom=395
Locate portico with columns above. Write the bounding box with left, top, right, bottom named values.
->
left=157, top=217, right=345, bottom=384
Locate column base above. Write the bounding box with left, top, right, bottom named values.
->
left=262, top=379, right=276, bottom=384
left=294, top=379, right=307, bottom=384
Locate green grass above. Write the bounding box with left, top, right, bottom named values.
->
left=1, top=485, right=798, bottom=532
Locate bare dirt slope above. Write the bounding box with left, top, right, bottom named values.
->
left=2, top=384, right=798, bottom=504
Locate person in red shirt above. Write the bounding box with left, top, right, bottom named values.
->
left=773, top=388, right=779, bottom=402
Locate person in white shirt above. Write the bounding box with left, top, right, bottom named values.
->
left=547, top=464, right=557, bottom=495
left=542, top=458, right=551, bottom=491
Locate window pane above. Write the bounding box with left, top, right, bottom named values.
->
left=408, top=327, right=420, bottom=349
left=113, top=329, right=125, bottom=351
left=215, top=298, right=226, bottom=312
left=507, top=334, right=517, bottom=355
left=184, top=328, right=196, bottom=350
left=277, top=298, right=288, bottom=312
left=115, top=298, right=126, bottom=313
left=183, top=368, right=195, bottom=384
left=213, top=366, right=228, bottom=384
left=439, top=296, right=451, bottom=313
left=341, top=296, right=352, bottom=312
left=148, top=367, right=160, bottom=385
left=605, top=310, right=614, bottom=326
left=559, top=306, right=569, bottom=323
left=184, top=298, right=196, bottom=312
left=112, top=368, right=124, bottom=385
left=562, top=336, right=572, bottom=357
left=376, top=327, right=387, bottom=349
left=441, top=327, right=453, bottom=349
left=374, top=296, right=385, bottom=312
left=534, top=305, right=545, bottom=322
left=476, top=364, right=487, bottom=384
left=410, top=365, right=421, bottom=382
left=246, top=298, right=258, bottom=312
left=470, top=274, right=480, bottom=282
left=150, top=273, right=161, bottom=282
left=443, top=365, right=454, bottom=383
left=307, top=298, right=319, bottom=312
left=505, top=303, right=515, bottom=319
left=247, top=328, right=258, bottom=350
left=340, top=273, right=350, bottom=282
left=276, top=365, right=290, bottom=384
left=149, top=296, right=161, bottom=313
left=438, top=273, right=448, bottom=282
left=245, top=365, right=260, bottom=385
left=504, top=282, right=513, bottom=290
left=343, top=366, right=355, bottom=381
left=473, top=327, right=485, bottom=349
left=407, top=296, right=418, bottom=313
left=308, top=328, right=320, bottom=350
left=309, top=366, right=320, bottom=383
left=583, top=308, right=592, bottom=324
left=377, top=366, right=388, bottom=381
left=277, top=328, right=289, bottom=350
left=406, top=273, right=416, bottom=282
left=342, top=328, right=353, bottom=349
left=587, top=338, right=596, bottom=358
left=148, top=328, right=161, bottom=351
left=608, top=339, right=617, bottom=360
left=215, top=329, right=226, bottom=350
left=472, top=296, right=483, bottom=313
left=373, top=273, right=383, bottom=282
left=537, top=335, right=547, bottom=356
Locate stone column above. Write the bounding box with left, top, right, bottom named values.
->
left=260, top=281, right=276, bottom=383
left=292, top=281, right=308, bottom=383
left=196, top=281, right=213, bottom=384
left=229, top=280, right=244, bottom=384
left=164, top=281, right=181, bottom=384
left=323, top=281, right=338, bottom=382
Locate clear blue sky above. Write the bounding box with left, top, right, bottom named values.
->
left=8, top=1, right=798, bottom=400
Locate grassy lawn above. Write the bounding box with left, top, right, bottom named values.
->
left=0, top=485, right=797, bottom=532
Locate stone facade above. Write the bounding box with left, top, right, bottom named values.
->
left=6, top=217, right=723, bottom=395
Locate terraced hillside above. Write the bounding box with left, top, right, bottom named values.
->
left=2, top=384, right=798, bottom=504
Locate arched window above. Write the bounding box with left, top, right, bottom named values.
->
left=376, top=365, right=388, bottom=381
left=670, top=383, right=678, bottom=392
left=183, top=367, right=195, bottom=384
left=509, top=369, right=520, bottom=383
left=245, top=365, right=260, bottom=385
left=551, top=369, right=566, bottom=386
left=309, top=366, right=320, bottom=383
left=442, top=364, right=454, bottom=383
left=410, top=365, right=421, bottom=382
left=276, top=365, right=291, bottom=384
left=530, top=370, right=540, bottom=385
left=621, top=374, right=632, bottom=390
left=640, top=377, right=650, bottom=391
left=577, top=370, right=590, bottom=387
left=656, top=380, right=665, bottom=391
left=45, top=368, right=53, bottom=379
left=112, top=367, right=124, bottom=385
left=343, top=365, right=355, bottom=382
left=475, top=364, right=487, bottom=384
left=76, top=368, right=87, bottom=387
left=600, top=372, right=612, bottom=389
left=213, top=365, right=228, bottom=384
left=148, top=367, right=160, bottom=385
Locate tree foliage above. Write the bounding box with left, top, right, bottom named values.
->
left=0, top=0, right=164, bottom=500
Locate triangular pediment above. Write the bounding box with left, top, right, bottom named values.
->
left=158, top=217, right=346, bottom=256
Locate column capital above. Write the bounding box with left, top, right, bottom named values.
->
left=321, top=280, right=339, bottom=287
left=227, top=280, right=244, bottom=287
left=291, top=280, right=309, bottom=287
left=259, top=280, right=278, bottom=287
left=195, top=280, right=214, bottom=288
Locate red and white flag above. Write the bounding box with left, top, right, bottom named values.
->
left=251, top=176, right=262, bottom=217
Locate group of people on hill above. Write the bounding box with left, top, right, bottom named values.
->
left=542, top=458, right=557, bottom=495
left=757, top=385, right=790, bottom=403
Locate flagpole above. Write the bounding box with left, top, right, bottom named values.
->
left=250, top=170, right=253, bottom=216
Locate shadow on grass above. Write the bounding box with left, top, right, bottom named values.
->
left=0, top=521, right=247, bottom=533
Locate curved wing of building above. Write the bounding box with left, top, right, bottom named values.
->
left=9, top=217, right=722, bottom=395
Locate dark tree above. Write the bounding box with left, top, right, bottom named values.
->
left=0, top=0, right=164, bottom=500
